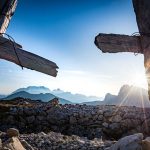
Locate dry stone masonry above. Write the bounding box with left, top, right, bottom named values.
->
left=0, top=102, right=150, bottom=140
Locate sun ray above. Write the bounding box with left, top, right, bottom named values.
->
left=110, top=87, right=133, bottom=118
left=140, top=88, right=149, bottom=134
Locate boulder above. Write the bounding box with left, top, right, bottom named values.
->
left=21, top=139, right=34, bottom=150
left=109, top=133, right=143, bottom=150
left=142, top=137, right=150, bottom=150
left=7, top=128, right=19, bottom=137
left=3, top=137, right=25, bottom=150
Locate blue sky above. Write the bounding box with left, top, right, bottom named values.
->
left=0, top=0, right=147, bottom=97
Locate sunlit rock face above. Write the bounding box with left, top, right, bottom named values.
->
left=83, top=85, right=150, bottom=107
left=103, top=85, right=150, bottom=107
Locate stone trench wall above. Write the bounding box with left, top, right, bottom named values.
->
left=0, top=104, right=150, bottom=140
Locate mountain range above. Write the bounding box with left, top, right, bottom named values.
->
left=12, top=86, right=102, bottom=103
left=4, top=91, right=72, bottom=105
left=0, top=95, right=6, bottom=99
left=83, top=85, right=150, bottom=107
left=12, top=86, right=51, bottom=94
left=1, top=85, right=150, bottom=107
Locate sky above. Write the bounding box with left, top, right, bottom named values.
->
left=0, top=0, right=147, bottom=97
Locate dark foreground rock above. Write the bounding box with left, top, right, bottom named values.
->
left=0, top=98, right=150, bottom=149
left=0, top=98, right=150, bottom=140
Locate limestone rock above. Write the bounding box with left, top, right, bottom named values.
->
left=3, top=137, right=25, bottom=150
left=109, top=133, right=143, bottom=150
left=20, top=139, right=34, bottom=150
left=7, top=128, right=19, bottom=137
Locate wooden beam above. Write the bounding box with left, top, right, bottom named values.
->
left=133, top=0, right=150, bottom=34
left=0, top=35, right=22, bottom=48
left=0, top=36, right=58, bottom=77
left=95, top=33, right=143, bottom=54
left=0, top=0, right=17, bottom=34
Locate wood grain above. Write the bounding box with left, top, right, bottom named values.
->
left=95, top=33, right=143, bottom=54
left=0, top=0, right=17, bottom=34
left=133, top=0, right=150, bottom=34
left=0, top=37, right=58, bottom=77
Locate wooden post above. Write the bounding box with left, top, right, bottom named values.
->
left=94, top=0, right=150, bottom=100
left=0, top=0, right=17, bottom=34
left=0, top=0, right=59, bottom=77
left=0, top=36, right=58, bottom=77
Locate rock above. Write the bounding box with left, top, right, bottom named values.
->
left=102, top=122, right=109, bottom=128
left=142, top=137, right=150, bottom=150
left=104, top=140, right=116, bottom=148
left=70, top=116, right=77, bottom=124
left=49, top=98, right=59, bottom=106
left=109, top=123, right=120, bottom=130
left=24, top=108, right=35, bottom=116
left=0, top=138, right=2, bottom=149
left=20, top=139, right=34, bottom=150
left=36, top=115, right=44, bottom=121
left=6, top=116, right=15, bottom=124
left=7, top=128, right=19, bottom=137
left=109, top=133, right=143, bottom=150
left=109, top=115, right=122, bottom=122
left=3, top=137, right=25, bottom=150
left=26, top=116, right=35, bottom=124
left=104, top=110, right=113, bottom=117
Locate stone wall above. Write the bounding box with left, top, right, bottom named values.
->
left=0, top=104, right=149, bottom=140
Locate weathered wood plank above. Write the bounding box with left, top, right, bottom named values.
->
left=0, top=0, right=17, bottom=33
left=0, top=37, right=58, bottom=77
left=95, top=33, right=143, bottom=54
left=0, top=35, right=22, bottom=48
left=144, top=50, right=150, bottom=100
left=133, top=0, right=150, bottom=34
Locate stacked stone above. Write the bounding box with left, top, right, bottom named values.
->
left=0, top=104, right=150, bottom=139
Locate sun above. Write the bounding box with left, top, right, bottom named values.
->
left=131, top=72, right=147, bottom=88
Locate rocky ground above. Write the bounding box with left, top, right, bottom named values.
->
left=0, top=128, right=150, bottom=150
left=0, top=97, right=150, bottom=149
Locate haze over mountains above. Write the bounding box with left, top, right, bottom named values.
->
left=12, top=86, right=51, bottom=94
left=12, top=86, right=102, bottom=103
left=0, top=95, right=6, bottom=99
left=5, top=91, right=72, bottom=105
left=1, top=85, right=150, bottom=107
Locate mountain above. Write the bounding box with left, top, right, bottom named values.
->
left=4, top=91, right=72, bottom=105
left=12, top=86, right=51, bottom=94
left=51, top=89, right=103, bottom=103
left=0, top=95, right=6, bottom=99
left=84, top=85, right=150, bottom=107
left=12, top=86, right=103, bottom=103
